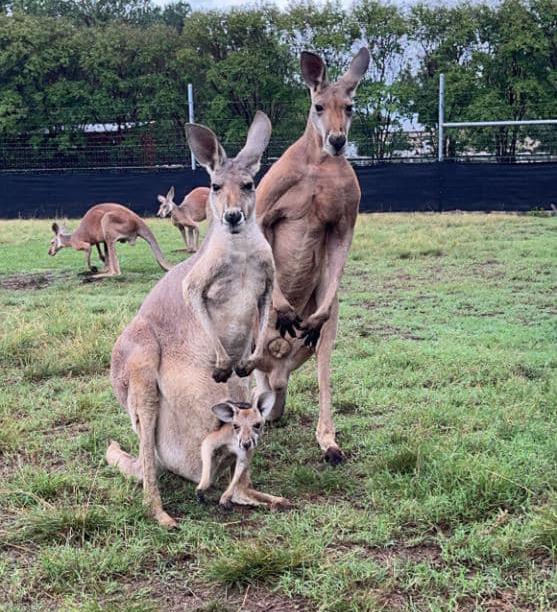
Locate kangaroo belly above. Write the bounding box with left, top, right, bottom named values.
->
left=273, top=218, right=325, bottom=311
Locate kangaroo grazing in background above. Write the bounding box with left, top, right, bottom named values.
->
left=49, top=203, right=172, bottom=278
left=196, top=392, right=275, bottom=509
left=255, top=48, right=370, bottom=465
left=107, top=112, right=285, bottom=526
left=157, top=186, right=209, bottom=252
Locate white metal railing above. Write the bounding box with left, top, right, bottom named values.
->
left=437, top=73, right=557, bottom=161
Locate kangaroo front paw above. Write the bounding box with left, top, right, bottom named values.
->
left=212, top=366, right=233, bottom=383
left=196, top=489, right=207, bottom=504
left=235, top=359, right=256, bottom=378
left=300, top=326, right=321, bottom=349
left=275, top=310, right=302, bottom=339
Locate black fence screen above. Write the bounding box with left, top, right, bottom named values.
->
left=0, top=162, right=555, bottom=219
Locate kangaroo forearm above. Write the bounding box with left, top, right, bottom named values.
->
left=183, top=277, right=229, bottom=363
left=198, top=433, right=223, bottom=490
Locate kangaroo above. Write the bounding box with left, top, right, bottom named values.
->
left=49, top=203, right=171, bottom=278
left=107, top=112, right=283, bottom=527
left=157, top=186, right=209, bottom=253
left=255, top=48, right=370, bottom=465
left=196, top=392, right=276, bottom=509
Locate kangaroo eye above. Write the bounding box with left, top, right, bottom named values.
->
left=242, top=182, right=254, bottom=191
left=315, top=104, right=324, bottom=113
left=253, top=423, right=261, bottom=430
left=212, top=183, right=221, bottom=192
left=233, top=424, right=240, bottom=431
left=345, top=104, right=353, bottom=114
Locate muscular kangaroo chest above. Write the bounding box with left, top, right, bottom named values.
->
left=273, top=168, right=358, bottom=304
left=205, top=253, right=270, bottom=327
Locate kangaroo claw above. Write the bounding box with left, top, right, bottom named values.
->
left=300, top=326, right=321, bottom=349
left=276, top=311, right=302, bottom=339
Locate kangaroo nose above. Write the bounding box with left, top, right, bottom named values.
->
left=329, top=134, right=346, bottom=153
left=242, top=441, right=251, bottom=450
left=224, top=210, right=242, bottom=226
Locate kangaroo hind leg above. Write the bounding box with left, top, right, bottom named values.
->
left=127, top=349, right=177, bottom=528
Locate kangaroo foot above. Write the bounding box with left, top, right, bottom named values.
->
left=155, top=509, right=178, bottom=529
left=196, top=488, right=208, bottom=504
left=219, top=498, right=234, bottom=512
left=324, top=446, right=345, bottom=466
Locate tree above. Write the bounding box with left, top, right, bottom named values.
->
left=180, top=7, right=300, bottom=151
left=351, top=0, right=413, bottom=159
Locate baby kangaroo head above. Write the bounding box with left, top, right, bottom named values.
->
left=301, top=47, right=370, bottom=157
left=48, top=222, right=70, bottom=256
left=156, top=186, right=175, bottom=218
left=185, top=111, right=272, bottom=234
left=211, top=391, right=275, bottom=451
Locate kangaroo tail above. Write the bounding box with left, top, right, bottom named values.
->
left=139, top=223, right=172, bottom=272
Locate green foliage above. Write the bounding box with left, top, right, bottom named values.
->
left=0, top=0, right=556, bottom=162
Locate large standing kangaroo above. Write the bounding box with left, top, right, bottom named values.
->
left=255, top=48, right=370, bottom=464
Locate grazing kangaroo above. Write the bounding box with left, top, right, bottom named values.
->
left=157, top=186, right=209, bottom=252
left=107, top=112, right=284, bottom=526
left=196, top=393, right=275, bottom=509
left=255, top=48, right=370, bottom=465
left=49, top=203, right=171, bottom=278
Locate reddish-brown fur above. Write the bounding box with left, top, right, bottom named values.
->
left=254, top=49, right=370, bottom=464
left=49, top=203, right=171, bottom=278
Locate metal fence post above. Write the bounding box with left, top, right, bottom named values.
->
left=187, top=83, right=196, bottom=171
left=438, top=73, right=445, bottom=163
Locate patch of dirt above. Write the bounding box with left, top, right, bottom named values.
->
left=358, top=324, right=425, bottom=341
left=461, top=590, right=529, bottom=612
left=0, top=272, right=54, bottom=290
left=120, top=578, right=312, bottom=611
left=338, top=541, right=443, bottom=568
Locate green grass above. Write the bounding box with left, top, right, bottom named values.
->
left=0, top=214, right=556, bottom=610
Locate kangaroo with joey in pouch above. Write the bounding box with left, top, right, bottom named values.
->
left=107, top=112, right=285, bottom=527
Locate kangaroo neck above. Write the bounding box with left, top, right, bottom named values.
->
left=301, top=119, right=330, bottom=165
left=208, top=217, right=259, bottom=250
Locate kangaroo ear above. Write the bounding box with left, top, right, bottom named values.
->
left=185, top=123, right=227, bottom=174
left=339, top=47, right=370, bottom=95
left=301, top=51, right=328, bottom=92
left=257, top=391, right=275, bottom=421
left=167, top=186, right=175, bottom=200
left=52, top=222, right=59, bottom=234
left=235, top=111, right=272, bottom=176
left=211, top=402, right=235, bottom=423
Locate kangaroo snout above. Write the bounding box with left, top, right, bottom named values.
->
left=224, top=209, right=243, bottom=227
left=328, top=134, right=346, bottom=154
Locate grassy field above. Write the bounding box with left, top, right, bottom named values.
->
left=0, top=214, right=555, bottom=611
